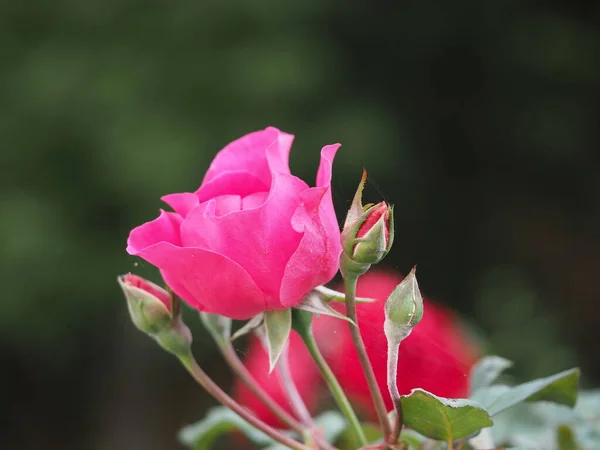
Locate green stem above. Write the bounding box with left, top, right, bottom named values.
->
left=220, top=341, right=303, bottom=433
left=220, top=341, right=335, bottom=450
left=297, top=322, right=367, bottom=446
left=387, top=339, right=403, bottom=442
left=343, top=274, right=393, bottom=442
left=178, top=353, right=312, bottom=450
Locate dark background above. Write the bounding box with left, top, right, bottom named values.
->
left=2, top=1, right=599, bottom=449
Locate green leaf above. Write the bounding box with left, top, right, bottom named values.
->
left=295, top=293, right=355, bottom=325
left=470, top=355, right=513, bottom=393
left=472, top=367, right=580, bottom=416
left=400, top=388, right=493, bottom=441
left=398, top=428, right=427, bottom=449
left=178, top=406, right=282, bottom=449
left=313, top=411, right=348, bottom=443
left=343, top=168, right=368, bottom=228
left=337, top=422, right=382, bottom=450
left=264, top=308, right=292, bottom=372
left=557, top=424, right=578, bottom=450
left=264, top=412, right=347, bottom=450
left=231, top=313, right=264, bottom=341
left=312, top=285, right=375, bottom=303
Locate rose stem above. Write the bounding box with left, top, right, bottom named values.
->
left=177, top=353, right=313, bottom=450
left=387, top=338, right=403, bottom=442
left=221, top=342, right=336, bottom=450
left=343, top=274, right=393, bottom=442
left=277, top=345, right=314, bottom=427
left=296, top=322, right=368, bottom=446
left=221, top=341, right=303, bottom=432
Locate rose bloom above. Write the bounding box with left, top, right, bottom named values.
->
left=235, top=270, right=480, bottom=426
left=127, top=127, right=342, bottom=319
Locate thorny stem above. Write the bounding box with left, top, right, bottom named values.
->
left=387, top=339, right=403, bottom=442
left=297, top=324, right=368, bottom=447
left=343, top=274, right=393, bottom=442
left=178, top=353, right=312, bottom=450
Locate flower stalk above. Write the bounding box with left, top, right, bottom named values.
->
left=177, top=352, right=313, bottom=450
left=292, top=309, right=368, bottom=447
left=341, top=269, right=393, bottom=443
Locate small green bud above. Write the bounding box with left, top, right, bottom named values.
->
left=118, top=273, right=192, bottom=357
left=118, top=273, right=172, bottom=334
left=384, top=267, right=424, bottom=342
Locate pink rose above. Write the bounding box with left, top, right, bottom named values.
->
left=127, top=127, right=342, bottom=319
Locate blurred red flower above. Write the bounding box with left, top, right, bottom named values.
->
left=235, top=270, right=480, bottom=426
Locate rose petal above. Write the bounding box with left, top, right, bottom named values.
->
left=202, top=127, right=293, bottom=187
left=161, top=193, right=199, bottom=218
left=212, top=195, right=242, bottom=216
left=126, top=210, right=183, bottom=255
left=181, top=173, right=308, bottom=308
left=132, top=242, right=266, bottom=319
left=242, top=191, right=269, bottom=210
left=196, top=171, right=269, bottom=202
left=266, top=129, right=294, bottom=175
left=279, top=145, right=342, bottom=306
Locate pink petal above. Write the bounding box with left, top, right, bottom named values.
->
left=202, top=127, right=293, bottom=187
left=126, top=210, right=183, bottom=255
left=242, top=191, right=269, bottom=210
left=133, top=242, right=266, bottom=319
left=266, top=129, right=294, bottom=175
left=161, top=193, right=199, bottom=218
left=280, top=145, right=342, bottom=306
left=212, top=195, right=242, bottom=216
left=196, top=171, right=269, bottom=202
left=180, top=173, right=309, bottom=309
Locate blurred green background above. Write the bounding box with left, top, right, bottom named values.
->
left=2, top=1, right=599, bottom=449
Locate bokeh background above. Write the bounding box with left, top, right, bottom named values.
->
left=2, top=1, right=599, bottom=449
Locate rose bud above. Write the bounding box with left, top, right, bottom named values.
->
left=351, top=202, right=393, bottom=265
left=384, top=267, right=424, bottom=343
left=118, top=273, right=172, bottom=335
left=118, top=273, right=192, bottom=356
left=341, top=172, right=394, bottom=273
left=126, top=127, right=342, bottom=320
left=313, top=270, right=480, bottom=419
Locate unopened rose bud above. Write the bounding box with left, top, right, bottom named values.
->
left=118, top=273, right=192, bottom=356
left=118, top=273, right=172, bottom=334
left=384, top=267, right=423, bottom=342
left=341, top=171, right=394, bottom=271
left=351, top=201, right=393, bottom=265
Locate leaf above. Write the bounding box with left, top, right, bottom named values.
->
left=264, top=309, right=292, bottom=373
left=231, top=313, right=264, bottom=341
left=399, top=428, right=427, bottom=448
left=472, top=368, right=580, bottom=416
left=400, top=388, right=493, bottom=441
left=312, top=285, right=375, bottom=303
left=470, top=356, right=513, bottom=393
left=343, top=168, right=368, bottom=228
left=557, top=424, right=578, bottom=450
left=295, top=293, right=356, bottom=325
left=313, top=411, right=347, bottom=443
left=178, top=406, right=284, bottom=449
left=337, top=422, right=382, bottom=450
